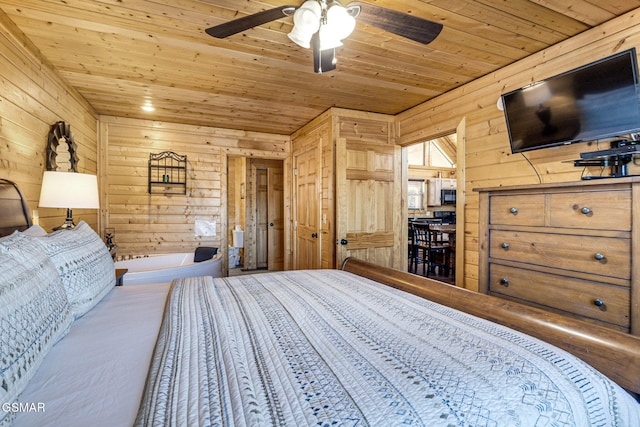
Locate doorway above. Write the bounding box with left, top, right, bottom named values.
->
left=405, top=128, right=462, bottom=286
left=227, top=157, right=284, bottom=274
left=255, top=165, right=284, bottom=270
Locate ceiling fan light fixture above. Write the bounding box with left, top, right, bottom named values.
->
left=205, top=1, right=443, bottom=74
left=287, top=0, right=322, bottom=48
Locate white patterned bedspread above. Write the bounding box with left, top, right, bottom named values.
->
left=135, top=270, right=640, bottom=426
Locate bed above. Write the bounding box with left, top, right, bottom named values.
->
left=1, top=178, right=640, bottom=426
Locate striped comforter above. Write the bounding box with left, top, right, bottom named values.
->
left=135, top=270, right=640, bottom=426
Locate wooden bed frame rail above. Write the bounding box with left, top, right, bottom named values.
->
left=341, top=257, right=640, bottom=395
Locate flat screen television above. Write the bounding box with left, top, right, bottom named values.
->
left=501, top=48, right=640, bottom=153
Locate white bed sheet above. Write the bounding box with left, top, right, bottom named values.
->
left=12, top=282, right=171, bottom=427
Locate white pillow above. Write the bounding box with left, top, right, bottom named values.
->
left=21, top=224, right=48, bottom=237
left=35, top=221, right=115, bottom=318
left=0, top=232, right=73, bottom=426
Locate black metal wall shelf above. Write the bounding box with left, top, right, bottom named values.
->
left=148, top=151, right=187, bottom=194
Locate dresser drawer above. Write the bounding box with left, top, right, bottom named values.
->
left=489, top=194, right=545, bottom=226
left=490, top=230, right=631, bottom=279
left=489, top=263, right=630, bottom=329
left=548, top=191, right=631, bottom=231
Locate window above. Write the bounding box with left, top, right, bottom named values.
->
left=407, top=180, right=424, bottom=210
left=428, top=142, right=454, bottom=168
left=407, top=136, right=456, bottom=168
left=408, top=144, right=425, bottom=166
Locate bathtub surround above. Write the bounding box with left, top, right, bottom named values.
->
left=114, top=252, right=222, bottom=285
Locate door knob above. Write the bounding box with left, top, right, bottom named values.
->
left=269, top=222, right=274, bottom=227
left=311, top=233, right=318, bottom=238
left=340, top=239, right=348, bottom=245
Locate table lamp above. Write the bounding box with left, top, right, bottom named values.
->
left=38, top=171, right=99, bottom=230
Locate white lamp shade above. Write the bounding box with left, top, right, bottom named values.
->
left=288, top=0, right=321, bottom=48
left=288, top=26, right=315, bottom=49
left=326, top=2, right=356, bottom=41
left=39, top=171, right=100, bottom=209
left=318, top=25, right=343, bottom=50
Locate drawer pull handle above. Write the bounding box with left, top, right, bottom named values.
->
left=594, top=253, right=605, bottom=261
left=593, top=298, right=605, bottom=307
left=580, top=207, right=592, bottom=215
left=501, top=242, right=510, bottom=250
left=509, top=207, right=518, bottom=215
left=499, top=278, right=509, bottom=287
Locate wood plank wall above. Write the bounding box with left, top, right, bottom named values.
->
left=0, top=9, right=98, bottom=232
left=397, top=9, right=640, bottom=292
left=99, top=115, right=290, bottom=268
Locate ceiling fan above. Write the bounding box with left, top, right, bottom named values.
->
left=205, top=1, right=443, bottom=74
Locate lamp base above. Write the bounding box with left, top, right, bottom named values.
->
left=53, top=208, right=75, bottom=231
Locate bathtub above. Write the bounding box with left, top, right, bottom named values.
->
left=114, top=252, right=222, bottom=285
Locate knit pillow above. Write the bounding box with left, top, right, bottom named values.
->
left=0, top=232, right=73, bottom=426
left=35, top=221, right=115, bottom=318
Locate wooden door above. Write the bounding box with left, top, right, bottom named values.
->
left=245, top=159, right=284, bottom=271
left=294, top=147, right=321, bottom=269
left=335, top=120, right=402, bottom=269
left=267, top=166, right=284, bottom=270
left=256, top=169, right=268, bottom=269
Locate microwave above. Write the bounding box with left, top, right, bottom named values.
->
left=441, top=189, right=456, bottom=204
left=427, top=178, right=456, bottom=206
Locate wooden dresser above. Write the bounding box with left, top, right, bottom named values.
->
left=477, top=178, right=639, bottom=335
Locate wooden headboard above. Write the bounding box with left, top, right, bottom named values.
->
left=341, top=257, right=640, bottom=395
left=0, top=178, right=32, bottom=237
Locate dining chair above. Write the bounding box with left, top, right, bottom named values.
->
left=410, top=222, right=428, bottom=276
left=408, top=221, right=416, bottom=273
left=427, top=223, right=451, bottom=277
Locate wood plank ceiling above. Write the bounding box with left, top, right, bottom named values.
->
left=1, top=0, right=638, bottom=135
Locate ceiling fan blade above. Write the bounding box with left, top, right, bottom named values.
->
left=348, top=2, right=443, bottom=45
left=312, top=33, right=337, bottom=74
left=205, top=5, right=296, bottom=38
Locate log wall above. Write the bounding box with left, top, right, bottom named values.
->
left=0, top=9, right=98, bottom=231
left=99, top=116, right=290, bottom=267
left=397, top=9, right=640, bottom=291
